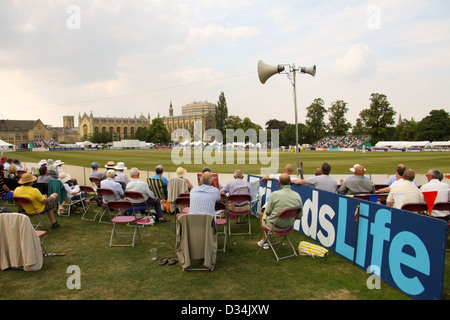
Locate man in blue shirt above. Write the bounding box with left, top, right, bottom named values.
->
left=189, top=172, right=220, bottom=220
left=151, top=165, right=168, bottom=198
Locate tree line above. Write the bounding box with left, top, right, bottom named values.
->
left=83, top=91, right=449, bottom=145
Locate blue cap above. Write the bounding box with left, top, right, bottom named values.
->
left=91, top=162, right=100, bottom=168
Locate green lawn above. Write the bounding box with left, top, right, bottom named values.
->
left=1, top=149, right=449, bottom=302
left=3, top=149, right=450, bottom=174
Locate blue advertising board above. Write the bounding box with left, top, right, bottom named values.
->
left=248, top=175, right=447, bottom=300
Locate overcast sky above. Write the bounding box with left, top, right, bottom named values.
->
left=0, top=0, right=449, bottom=129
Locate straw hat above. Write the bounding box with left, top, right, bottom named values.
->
left=105, top=161, right=115, bottom=169
left=175, top=167, right=187, bottom=178
left=114, top=162, right=127, bottom=170
left=54, top=160, right=64, bottom=166
left=59, top=172, right=72, bottom=183
left=19, top=172, right=37, bottom=184
left=349, top=164, right=366, bottom=172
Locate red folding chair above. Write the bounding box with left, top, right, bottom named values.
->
left=89, top=177, right=101, bottom=188
left=175, top=197, right=190, bottom=218
left=228, top=194, right=253, bottom=236
left=215, top=201, right=227, bottom=252
left=96, top=188, right=117, bottom=224
left=401, top=203, right=428, bottom=215
left=36, top=230, right=52, bottom=263
left=107, top=200, right=141, bottom=247
left=79, top=185, right=100, bottom=220
left=257, top=206, right=302, bottom=261
left=124, top=191, right=154, bottom=227
left=13, top=196, right=51, bottom=232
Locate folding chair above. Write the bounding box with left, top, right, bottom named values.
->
left=107, top=200, right=141, bottom=247
left=401, top=203, right=428, bottom=215
left=227, top=194, right=253, bottom=236
left=197, top=173, right=220, bottom=189
left=36, top=230, right=52, bottom=263
left=13, top=196, right=51, bottom=232
left=257, top=206, right=302, bottom=261
left=215, top=201, right=228, bottom=252
left=249, top=180, right=261, bottom=217
left=175, top=197, right=190, bottom=218
left=58, top=189, right=87, bottom=217
left=89, top=177, right=101, bottom=188
left=124, top=191, right=154, bottom=227
left=79, top=185, right=100, bottom=220
left=147, top=178, right=166, bottom=200
left=96, top=188, right=117, bottom=224
left=175, top=214, right=217, bottom=271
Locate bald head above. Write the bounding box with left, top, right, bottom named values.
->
left=201, top=171, right=213, bottom=185
left=284, top=164, right=294, bottom=175
left=279, top=173, right=291, bottom=186
left=354, top=165, right=365, bottom=176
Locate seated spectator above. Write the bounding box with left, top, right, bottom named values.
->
left=220, top=169, right=251, bottom=223
left=13, top=172, right=60, bottom=229
left=36, top=166, right=53, bottom=184
left=104, top=161, right=115, bottom=169
left=385, top=164, right=405, bottom=185
left=258, top=174, right=302, bottom=249
left=419, top=169, right=450, bottom=218
left=5, top=164, right=20, bottom=190
left=54, top=160, right=64, bottom=175
left=46, top=159, right=58, bottom=179
left=0, top=166, right=13, bottom=202
left=3, top=158, right=12, bottom=174
left=387, top=169, right=421, bottom=209
left=199, top=167, right=222, bottom=189
left=150, top=164, right=168, bottom=197
left=340, top=164, right=370, bottom=184
left=292, top=162, right=338, bottom=193
left=59, top=172, right=86, bottom=211
left=126, top=168, right=168, bottom=223
left=114, top=162, right=129, bottom=189
left=314, top=168, right=322, bottom=176
left=90, top=162, right=105, bottom=180
left=338, top=165, right=375, bottom=195
left=188, top=172, right=221, bottom=220
left=260, top=164, right=300, bottom=182
left=100, top=169, right=124, bottom=202
left=167, top=167, right=193, bottom=213
left=13, top=159, right=24, bottom=171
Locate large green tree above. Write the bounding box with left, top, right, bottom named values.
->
left=416, top=109, right=450, bottom=141
left=304, top=98, right=327, bottom=143
left=327, top=100, right=351, bottom=136
left=215, top=91, right=228, bottom=135
left=148, top=118, right=170, bottom=144
left=359, top=93, right=396, bottom=143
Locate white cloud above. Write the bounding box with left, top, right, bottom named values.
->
left=334, top=44, right=378, bottom=79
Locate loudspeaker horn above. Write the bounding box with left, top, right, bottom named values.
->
left=300, top=65, right=316, bottom=77
left=257, top=60, right=285, bottom=84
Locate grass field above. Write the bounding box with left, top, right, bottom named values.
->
left=1, top=148, right=449, bottom=303
left=3, top=149, right=450, bottom=175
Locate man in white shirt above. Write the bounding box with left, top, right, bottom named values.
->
left=420, top=169, right=450, bottom=218
left=387, top=169, right=421, bottom=209
left=114, top=162, right=129, bottom=188
left=260, top=164, right=301, bottom=182
left=126, top=168, right=168, bottom=223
